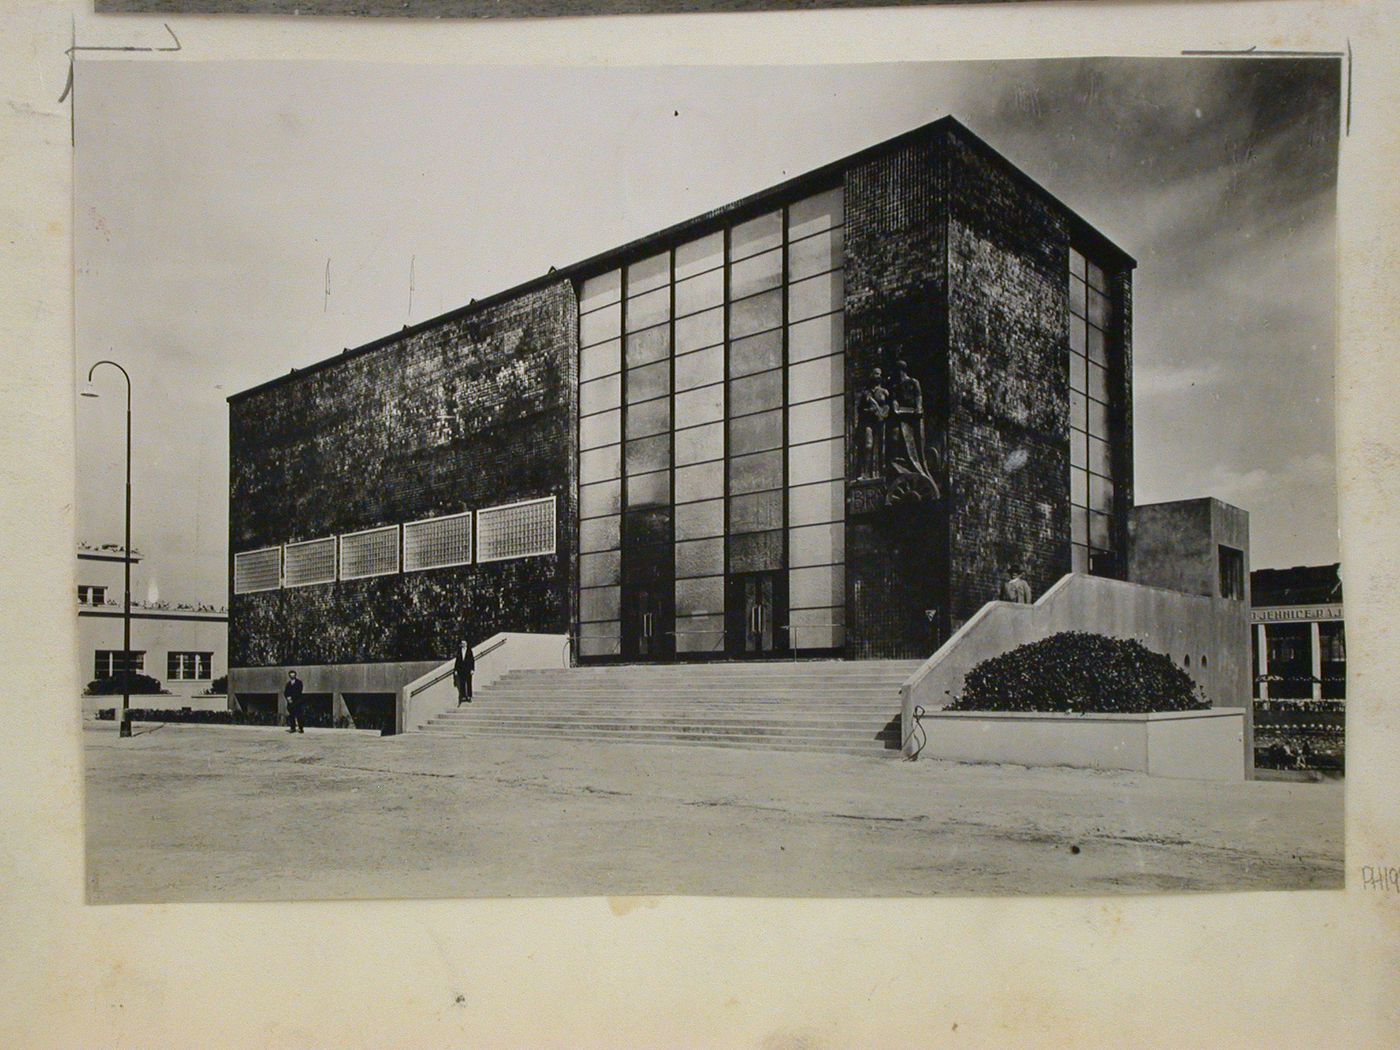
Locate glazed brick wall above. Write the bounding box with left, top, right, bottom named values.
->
left=944, top=133, right=1073, bottom=624
left=843, top=130, right=951, bottom=658
left=228, top=281, right=578, bottom=667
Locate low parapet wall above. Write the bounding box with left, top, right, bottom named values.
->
left=399, top=632, right=570, bottom=733
left=900, top=573, right=1250, bottom=775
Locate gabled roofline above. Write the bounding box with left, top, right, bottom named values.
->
left=229, top=115, right=1135, bottom=405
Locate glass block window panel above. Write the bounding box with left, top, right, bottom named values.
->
left=676, top=231, right=723, bottom=280
left=580, top=550, right=621, bottom=588
left=789, top=522, right=844, bottom=568
left=730, top=247, right=782, bottom=299
left=729, top=210, right=782, bottom=261
left=403, top=513, right=472, bottom=573
left=675, top=498, right=724, bottom=541
left=729, top=288, right=783, bottom=340
left=729, top=449, right=784, bottom=496
left=477, top=497, right=556, bottom=562
left=580, top=303, right=621, bottom=348
left=787, top=227, right=843, bottom=282
left=234, top=547, right=281, bottom=593
left=625, top=285, right=670, bottom=332
left=729, top=489, right=784, bottom=534
left=579, top=585, right=622, bottom=624
left=789, top=355, right=844, bottom=403
left=676, top=576, right=725, bottom=616
left=625, top=323, right=671, bottom=369
left=675, top=614, right=726, bottom=654
left=578, top=621, right=621, bottom=658
left=789, top=438, right=844, bottom=486
left=789, top=564, right=845, bottom=610
left=283, top=536, right=336, bottom=586
left=675, top=306, right=724, bottom=354
left=675, top=421, right=724, bottom=467
left=730, top=530, right=783, bottom=573
left=579, top=479, right=622, bottom=520
left=789, top=312, right=842, bottom=363
left=788, top=395, right=843, bottom=443
left=675, top=537, right=725, bottom=579
left=788, top=271, right=843, bottom=323
left=788, top=186, right=843, bottom=239
left=580, top=514, right=620, bottom=554
left=580, top=373, right=622, bottom=416
left=788, top=479, right=844, bottom=526
left=627, top=251, right=670, bottom=297
left=674, top=384, right=725, bottom=428
left=579, top=269, right=621, bottom=313
left=339, top=525, right=400, bottom=580
left=675, top=346, right=724, bottom=392
left=579, top=409, right=621, bottom=450
left=729, top=329, right=783, bottom=379
left=675, top=268, right=724, bottom=317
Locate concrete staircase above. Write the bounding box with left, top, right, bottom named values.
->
left=419, top=660, right=923, bottom=756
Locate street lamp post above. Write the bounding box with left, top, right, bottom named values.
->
left=81, top=360, right=133, bottom=740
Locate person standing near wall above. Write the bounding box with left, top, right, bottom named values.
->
left=283, top=670, right=305, bottom=733
left=454, top=639, right=475, bottom=705
left=1001, top=565, right=1033, bottom=604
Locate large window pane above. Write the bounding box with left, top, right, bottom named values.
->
left=731, top=530, right=783, bottom=573
left=1089, top=435, right=1111, bottom=476
left=788, top=354, right=843, bottom=403
left=675, top=538, right=724, bottom=578
left=675, top=615, right=726, bottom=653
left=626, top=251, right=670, bottom=296
left=1088, top=288, right=1110, bottom=328
left=1086, top=326, right=1107, bottom=366
left=580, top=269, right=621, bottom=313
left=675, top=267, right=723, bottom=317
left=728, top=409, right=783, bottom=455
left=729, top=288, right=782, bottom=340
left=579, top=444, right=620, bottom=481
left=788, top=395, right=842, bottom=443
left=729, top=369, right=783, bottom=417
left=625, top=322, right=670, bottom=369
left=729, top=449, right=784, bottom=495
left=729, top=489, right=784, bottom=534
left=788, top=187, right=843, bottom=239
left=675, top=345, right=723, bottom=391
left=579, top=586, right=621, bottom=623
left=730, top=211, right=782, bottom=261
left=676, top=576, right=725, bottom=616
left=675, top=498, right=724, bottom=541
left=730, top=247, right=782, bottom=299
left=676, top=231, right=723, bottom=281
left=580, top=550, right=621, bottom=588
left=580, top=373, right=622, bottom=416
left=787, top=227, right=842, bottom=282
left=789, top=437, right=843, bottom=485
left=1069, top=351, right=1087, bottom=393
left=1088, top=398, right=1108, bottom=437
left=1089, top=511, right=1111, bottom=549
left=580, top=337, right=620, bottom=382
left=626, top=285, right=670, bottom=331
left=580, top=304, right=621, bottom=348
left=1070, top=277, right=1086, bottom=318
left=1087, top=360, right=1107, bottom=403
left=675, top=384, right=724, bottom=428
left=579, top=627, right=621, bottom=658
left=1070, top=433, right=1087, bottom=469
left=626, top=398, right=670, bottom=440
left=789, top=565, right=844, bottom=609
left=676, top=306, right=724, bottom=353
left=1070, top=248, right=1086, bottom=278
left=1071, top=467, right=1087, bottom=507
left=1090, top=474, right=1115, bottom=513
left=580, top=514, right=620, bottom=553
left=626, top=360, right=669, bottom=403
left=1070, top=390, right=1087, bottom=431
left=625, top=435, right=670, bottom=476
left=789, top=271, right=843, bottom=323
left=579, top=409, right=620, bottom=450
left=627, top=468, right=669, bottom=507
left=729, top=328, right=783, bottom=379
left=674, top=460, right=724, bottom=503
left=788, top=480, right=843, bottom=526
left=789, top=606, right=844, bottom=649
left=579, top=479, right=621, bottom=519
left=675, top=421, right=723, bottom=466
left=789, top=522, right=844, bottom=568
left=1071, top=506, right=1088, bottom=546
left=1070, top=314, right=1086, bottom=353
left=789, top=312, right=842, bottom=363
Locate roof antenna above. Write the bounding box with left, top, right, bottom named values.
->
left=407, top=255, right=416, bottom=322
left=323, top=258, right=331, bottom=313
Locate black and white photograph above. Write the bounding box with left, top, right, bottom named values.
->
left=74, top=56, right=1345, bottom=903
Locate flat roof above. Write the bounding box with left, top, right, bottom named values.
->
left=230, top=115, right=1135, bottom=405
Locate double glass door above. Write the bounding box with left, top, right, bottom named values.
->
left=728, top=571, right=785, bottom=657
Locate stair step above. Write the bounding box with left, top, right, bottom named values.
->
left=422, top=725, right=899, bottom=755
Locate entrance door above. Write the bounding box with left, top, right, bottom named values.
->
left=625, top=587, right=670, bottom=660
left=729, top=572, right=782, bottom=656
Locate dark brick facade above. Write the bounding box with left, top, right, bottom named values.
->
left=228, top=281, right=578, bottom=667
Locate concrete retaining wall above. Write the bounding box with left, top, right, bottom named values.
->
left=400, top=632, right=570, bottom=732
left=914, top=708, right=1245, bottom=781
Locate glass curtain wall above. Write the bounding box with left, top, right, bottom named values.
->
left=1068, top=247, right=1118, bottom=576
left=576, top=186, right=846, bottom=660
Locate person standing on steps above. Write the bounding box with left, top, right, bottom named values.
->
left=1001, top=564, right=1033, bottom=605
left=284, top=670, right=305, bottom=733
left=453, top=638, right=475, bottom=705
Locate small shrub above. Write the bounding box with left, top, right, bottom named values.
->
left=946, top=631, right=1209, bottom=714
left=204, top=674, right=228, bottom=695
left=84, top=672, right=165, bottom=696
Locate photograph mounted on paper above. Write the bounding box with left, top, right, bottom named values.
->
left=75, top=58, right=1344, bottom=903
left=94, top=0, right=1050, bottom=17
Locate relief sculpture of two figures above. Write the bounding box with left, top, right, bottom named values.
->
left=856, top=359, right=941, bottom=506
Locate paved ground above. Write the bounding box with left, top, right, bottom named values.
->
left=84, top=722, right=1344, bottom=903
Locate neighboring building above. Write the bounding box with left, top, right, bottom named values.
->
left=225, top=116, right=1249, bottom=733
left=76, top=543, right=228, bottom=712
left=1250, top=564, right=1345, bottom=701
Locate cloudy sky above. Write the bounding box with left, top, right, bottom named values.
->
left=75, top=57, right=1340, bottom=603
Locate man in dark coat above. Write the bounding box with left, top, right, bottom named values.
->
left=453, top=639, right=475, bottom=704
left=284, top=670, right=305, bottom=733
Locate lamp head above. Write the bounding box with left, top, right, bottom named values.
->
left=79, top=382, right=100, bottom=399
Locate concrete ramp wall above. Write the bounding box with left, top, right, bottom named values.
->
left=400, top=632, right=570, bottom=733
left=900, top=573, right=1249, bottom=759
